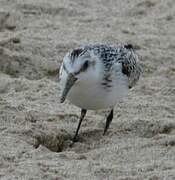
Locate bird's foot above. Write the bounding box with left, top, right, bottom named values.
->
left=103, top=130, right=107, bottom=136
left=73, top=135, right=79, bottom=143
left=69, top=136, right=79, bottom=147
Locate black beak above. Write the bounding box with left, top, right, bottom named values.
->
left=60, top=73, right=77, bottom=103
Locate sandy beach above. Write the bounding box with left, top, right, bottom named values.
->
left=0, top=0, right=175, bottom=179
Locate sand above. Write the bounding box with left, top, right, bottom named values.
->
left=0, top=0, right=175, bottom=179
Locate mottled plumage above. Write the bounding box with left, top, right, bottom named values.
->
left=59, top=44, right=141, bottom=142
left=77, top=44, right=141, bottom=89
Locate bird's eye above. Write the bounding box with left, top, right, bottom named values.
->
left=82, top=61, right=89, bottom=71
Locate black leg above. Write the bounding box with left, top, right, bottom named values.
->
left=72, top=109, right=87, bottom=142
left=103, top=109, right=113, bottom=135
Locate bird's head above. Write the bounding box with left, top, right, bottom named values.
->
left=59, top=47, right=100, bottom=103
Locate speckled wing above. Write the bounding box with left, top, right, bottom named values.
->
left=82, top=44, right=142, bottom=89
left=120, top=47, right=142, bottom=88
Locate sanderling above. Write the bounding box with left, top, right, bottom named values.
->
left=59, top=44, right=141, bottom=142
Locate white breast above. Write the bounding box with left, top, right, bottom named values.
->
left=66, top=71, right=129, bottom=110
left=59, top=58, right=129, bottom=110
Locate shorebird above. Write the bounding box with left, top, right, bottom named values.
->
left=59, top=44, right=141, bottom=142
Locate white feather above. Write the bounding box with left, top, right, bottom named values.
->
left=59, top=51, right=129, bottom=110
